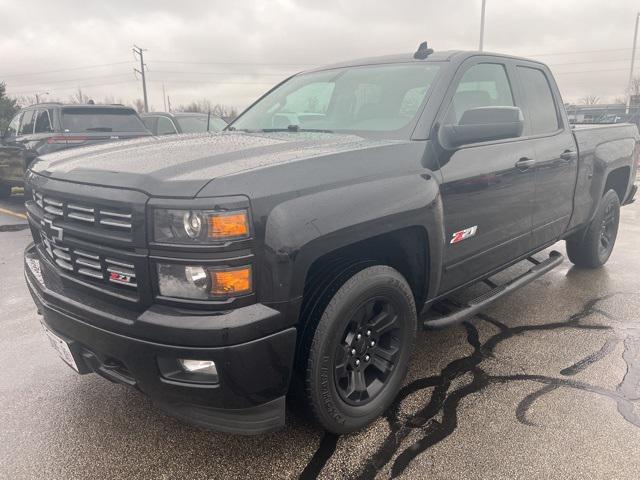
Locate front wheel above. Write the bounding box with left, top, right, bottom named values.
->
left=304, top=265, right=416, bottom=434
left=566, top=189, right=620, bottom=268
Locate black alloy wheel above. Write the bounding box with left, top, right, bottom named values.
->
left=302, top=264, right=417, bottom=434
left=334, top=297, right=401, bottom=406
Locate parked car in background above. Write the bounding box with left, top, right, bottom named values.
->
left=140, top=112, right=227, bottom=136
left=0, top=103, right=151, bottom=197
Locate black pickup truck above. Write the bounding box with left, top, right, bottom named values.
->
left=23, top=46, right=638, bottom=435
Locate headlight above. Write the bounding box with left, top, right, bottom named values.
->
left=157, top=264, right=253, bottom=300
left=154, top=209, right=250, bottom=244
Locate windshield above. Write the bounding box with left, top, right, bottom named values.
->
left=176, top=115, right=227, bottom=133
left=61, top=108, right=148, bottom=133
left=230, top=63, right=441, bottom=138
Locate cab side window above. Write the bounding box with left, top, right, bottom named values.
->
left=516, top=66, right=560, bottom=135
left=443, top=63, right=514, bottom=125
left=19, top=110, right=35, bottom=135
left=157, top=116, right=177, bottom=135
left=34, top=110, right=53, bottom=134
left=141, top=116, right=157, bottom=134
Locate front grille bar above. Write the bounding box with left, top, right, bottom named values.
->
left=33, top=190, right=132, bottom=232
left=40, top=232, right=138, bottom=290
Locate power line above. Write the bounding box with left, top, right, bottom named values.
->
left=525, top=47, right=632, bottom=57
left=8, top=79, right=138, bottom=96
left=148, top=79, right=274, bottom=85
left=150, top=70, right=288, bottom=77
left=547, top=58, right=633, bottom=67
left=552, top=67, right=631, bottom=75
left=2, top=61, right=131, bottom=78
left=6, top=72, right=133, bottom=88
left=150, top=59, right=315, bottom=67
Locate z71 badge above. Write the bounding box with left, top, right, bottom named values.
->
left=110, top=272, right=133, bottom=284
left=450, top=226, right=478, bottom=244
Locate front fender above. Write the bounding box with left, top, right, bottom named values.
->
left=262, top=173, right=444, bottom=306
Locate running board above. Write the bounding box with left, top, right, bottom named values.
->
left=423, top=250, right=564, bottom=330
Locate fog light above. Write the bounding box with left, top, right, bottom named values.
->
left=178, top=359, right=218, bottom=377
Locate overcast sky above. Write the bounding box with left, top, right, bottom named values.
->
left=1, top=0, right=639, bottom=110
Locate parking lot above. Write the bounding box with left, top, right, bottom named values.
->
left=0, top=189, right=639, bottom=479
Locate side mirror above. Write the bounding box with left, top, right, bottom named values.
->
left=439, top=106, right=524, bottom=148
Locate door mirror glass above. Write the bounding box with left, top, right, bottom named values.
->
left=439, top=106, right=524, bottom=148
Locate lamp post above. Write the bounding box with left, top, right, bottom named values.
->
left=625, top=12, right=640, bottom=115
left=479, top=0, right=487, bottom=52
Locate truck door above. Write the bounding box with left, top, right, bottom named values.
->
left=514, top=63, right=578, bottom=246
left=435, top=60, right=536, bottom=294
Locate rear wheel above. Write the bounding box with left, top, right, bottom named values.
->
left=0, top=184, right=11, bottom=198
left=303, top=265, right=416, bottom=434
left=566, top=189, right=620, bottom=268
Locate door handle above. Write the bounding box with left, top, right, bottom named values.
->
left=560, top=150, right=577, bottom=161
left=515, top=157, right=535, bottom=171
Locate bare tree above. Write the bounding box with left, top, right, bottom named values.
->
left=627, top=76, right=640, bottom=97
left=612, top=96, right=627, bottom=105
left=580, top=95, right=600, bottom=105
left=174, top=99, right=238, bottom=119
left=130, top=98, right=145, bottom=113
left=101, top=95, right=125, bottom=105
left=68, top=87, right=90, bottom=104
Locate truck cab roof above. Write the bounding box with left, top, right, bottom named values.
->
left=303, top=50, right=547, bottom=74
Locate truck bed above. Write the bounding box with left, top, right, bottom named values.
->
left=568, top=122, right=638, bottom=231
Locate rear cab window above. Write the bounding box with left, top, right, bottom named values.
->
left=61, top=107, right=147, bottom=133
left=516, top=66, right=561, bottom=135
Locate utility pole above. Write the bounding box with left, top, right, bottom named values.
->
left=34, top=91, right=48, bottom=103
left=133, top=44, right=149, bottom=113
left=167, top=95, right=172, bottom=113
left=479, top=0, right=487, bottom=51
left=162, top=83, right=167, bottom=111
left=626, top=12, right=640, bottom=115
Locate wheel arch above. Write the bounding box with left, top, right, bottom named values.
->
left=261, top=173, right=445, bottom=315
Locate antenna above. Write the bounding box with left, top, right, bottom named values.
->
left=414, top=41, right=434, bottom=60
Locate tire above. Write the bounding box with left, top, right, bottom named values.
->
left=566, top=189, right=620, bottom=268
left=303, top=265, right=417, bottom=434
left=0, top=183, right=11, bottom=198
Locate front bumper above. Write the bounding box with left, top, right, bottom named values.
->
left=24, top=243, right=296, bottom=435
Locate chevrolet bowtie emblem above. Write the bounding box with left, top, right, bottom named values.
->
left=42, top=218, right=64, bottom=242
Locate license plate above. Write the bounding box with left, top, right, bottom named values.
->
left=42, top=325, right=79, bottom=372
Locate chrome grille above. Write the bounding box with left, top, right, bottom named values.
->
left=40, top=232, right=137, bottom=289
left=33, top=191, right=132, bottom=231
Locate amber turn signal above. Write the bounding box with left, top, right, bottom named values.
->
left=210, top=266, right=252, bottom=296
left=208, top=211, right=250, bottom=240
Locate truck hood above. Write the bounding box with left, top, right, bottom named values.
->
left=30, top=132, right=401, bottom=197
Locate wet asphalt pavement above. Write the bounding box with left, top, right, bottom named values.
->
left=1, top=189, right=639, bottom=479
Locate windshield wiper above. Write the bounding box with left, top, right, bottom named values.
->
left=225, top=126, right=254, bottom=132
left=85, top=127, right=113, bottom=132
left=260, top=125, right=334, bottom=133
